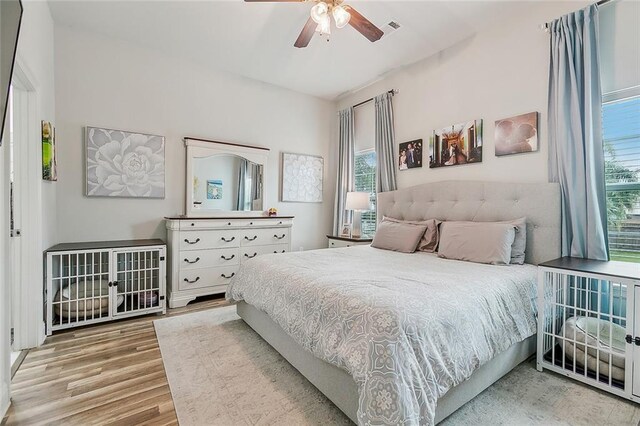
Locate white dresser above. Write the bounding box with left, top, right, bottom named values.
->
left=165, top=216, right=293, bottom=308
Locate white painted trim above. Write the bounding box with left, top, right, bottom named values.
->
left=11, top=58, right=44, bottom=349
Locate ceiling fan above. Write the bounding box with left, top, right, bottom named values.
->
left=244, top=0, right=384, bottom=48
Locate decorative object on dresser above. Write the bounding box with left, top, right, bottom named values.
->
left=42, top=121, right=57, bottom=181
left=184, top=137, right=269, bottom=216
left=45, top=239, right=166, bottom=334
left=344, top=191, right=371, bottom=238
left=495, top=112, right=538, bottom=156
left=327, top=234, right=372, bottom=248
left=281, top=152, right=324, bottom=203
left=537, top=257, right=640, bottom=403
left=85, top=127, right=165, bottom=198
left=429, top=119, right=483, bottom=168
left=165, top=216, right=293, bottom=308
left=398, top=139, right=422, bottom=170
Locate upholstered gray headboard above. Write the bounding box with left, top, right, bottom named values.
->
left=377, top=180, right=561, bottom=265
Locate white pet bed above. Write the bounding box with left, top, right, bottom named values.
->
left=54, top=280, right=124, bottom=318
left=560, top=316, right=625, bottom=381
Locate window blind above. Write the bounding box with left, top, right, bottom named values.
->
left=603, top=96, right=640, bottom=263
left=355, top=150, right=376, bottom=237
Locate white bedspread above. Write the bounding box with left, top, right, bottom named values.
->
left=227, top=246, right=537, bottom=425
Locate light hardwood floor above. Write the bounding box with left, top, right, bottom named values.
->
left=2, top=296, right=230, bottom=426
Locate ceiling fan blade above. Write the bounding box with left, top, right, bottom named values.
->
left=344, top=5, right=383, bottom=42
left=294, top=17, right=317, bottom=48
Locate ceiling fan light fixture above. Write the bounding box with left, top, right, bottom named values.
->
left=310, top=2, right=329, bottom=24
left=332, top=5, right=351, bottom=29
left=316, top=13, right=331, bottom=35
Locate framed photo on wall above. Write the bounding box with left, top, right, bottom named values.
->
left=398, top=139, right=423, bottom=170
left=495, top=112, right=538, bottom=156
left=429, top=119, right=483, bottom=168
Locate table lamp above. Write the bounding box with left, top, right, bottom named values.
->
left=345, top=191, right=371, bottom=238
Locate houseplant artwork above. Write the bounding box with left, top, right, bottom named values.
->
left=42, top=121, right=57, bottom=181
left=281, top=152, right=323, bottom=202
left=495, top=112, right=538, bottom=156
left=429, top=120, right=483, bottom=168
left=85, top=127, right=165, bottom=198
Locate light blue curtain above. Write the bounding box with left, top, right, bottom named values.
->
left=333, top=108, right=355, bottom=235
left=374, top=92, right=398, bottom=193
left=236, top=159, right=247, bottom=211
left=548, top=4, right=609, bottom=261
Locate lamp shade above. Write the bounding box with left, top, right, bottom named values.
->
left=345, top=191, right=371, bottom=211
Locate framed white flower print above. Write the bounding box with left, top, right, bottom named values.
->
left=86, top=127, right=165, bottom=198
left=281, top=152, right=323, bottom=203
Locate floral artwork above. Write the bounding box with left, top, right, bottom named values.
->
left=42, top=121, right=57, bottom=181
left=207, top=180, right=223, bottom=200
left=281, top=152, right=323, bottom=203
left=86, top=127, right=165, bottom=198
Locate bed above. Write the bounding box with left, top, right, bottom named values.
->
left=227, top=180, right=561, bottom=425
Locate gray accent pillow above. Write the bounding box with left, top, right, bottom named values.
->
left=498, top=217, right=527, bottom=265
left=371, top=220, right=428, bottom=253
left=382, top=216, right=442, bottom=253
left=438, top=222, right=517, bottom=265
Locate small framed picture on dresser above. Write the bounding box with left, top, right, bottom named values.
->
left=340, top=223, right=352, bottom=238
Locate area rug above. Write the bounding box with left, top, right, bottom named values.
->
left=154, top=306, right=640, bottom=426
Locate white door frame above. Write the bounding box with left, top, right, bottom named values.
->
left=10, top=57, right=44, bottom=349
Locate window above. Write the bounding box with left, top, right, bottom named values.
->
left=354, top=149, right=376, bottom=237
left=603, top=94, right=640, bottom=263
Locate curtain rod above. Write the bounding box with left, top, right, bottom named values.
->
left=352, top=89, right=398, bottom=109
left=540, top=0, right=614, bottom=31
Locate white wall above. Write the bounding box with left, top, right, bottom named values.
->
left=599, top=0, right=640, bottom=94
left=338, top=1, right=594, bottom=189
left=54, top=26, right=336, bottom=251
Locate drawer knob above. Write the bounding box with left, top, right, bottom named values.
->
left=227, top=222, right=232, bottom=226
left=221, top=236, right=235, bottom=243
left=278, top=221, right=283, bottom=225
left=184, top=238, right=200, bottom=245
left=190, top=223, right=195, bottom=227
left=274, top=234, right=286, bottom=240
left=184, top=257, right=200, bottom=264
left=221, top=272, right=235, bottom=279
left=244, top=252, right=257, bottom=259
left=249, top=222, right=254, bottom=225
left=274, top=250, right=286, bottom=254
left=221, top=254, right=235, bottom=261
left=244, top=236, right=258, bottom=242
left=183, top=277, right=200, bottom=284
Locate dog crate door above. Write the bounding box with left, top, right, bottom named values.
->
left=112, top=248, right=164, bottom=317
left=634, top=286, right=640, bottom=398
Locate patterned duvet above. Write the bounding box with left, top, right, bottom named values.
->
left=227, top=246, right=537, bottom=425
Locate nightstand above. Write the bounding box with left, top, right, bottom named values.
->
left=326, top=235, right=373, bottom=248
left=536, top=256, right=640, bottom=403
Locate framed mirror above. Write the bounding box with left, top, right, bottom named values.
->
left=185, top=138, right=269, bottom=216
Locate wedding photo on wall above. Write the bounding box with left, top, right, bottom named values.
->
left=398, top=139, right=423, bottom=170
left=429, top=120, right=483, bottom=168
left=495, top=112, right=538, bottom=156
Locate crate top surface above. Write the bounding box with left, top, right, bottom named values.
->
left=539, top=256, right=640, bottom=282
left=46, top=239, right=166, bottom=253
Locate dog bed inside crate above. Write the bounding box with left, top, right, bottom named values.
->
left=559, top=316, right=626, bottom=381
left=54, top=280, right=124, bottom=318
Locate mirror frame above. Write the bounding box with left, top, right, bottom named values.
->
left=184, top=137, right=270, bottom=217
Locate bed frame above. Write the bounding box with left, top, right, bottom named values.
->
left=238, top=180, right=561, bottom=423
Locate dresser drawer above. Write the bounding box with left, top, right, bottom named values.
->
left=179, top=265, right=239, bottom=291
left=180, top=230, right=240, bottom=251
left=180, top=220, right=237, bottom=230
left=234, top=218, right=293, bottom=228
left=240, top=244, right=289, bottom=262
left=240, top=228, right=291, bottom=247
left=179, top=248, right=239, bottom=270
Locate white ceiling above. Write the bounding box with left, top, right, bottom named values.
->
left=48, top=1, right=532, bottom=100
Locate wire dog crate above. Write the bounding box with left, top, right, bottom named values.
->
left=46, top=240, right=166, bottom=334
left=537, top=257, right=640, bottom=403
